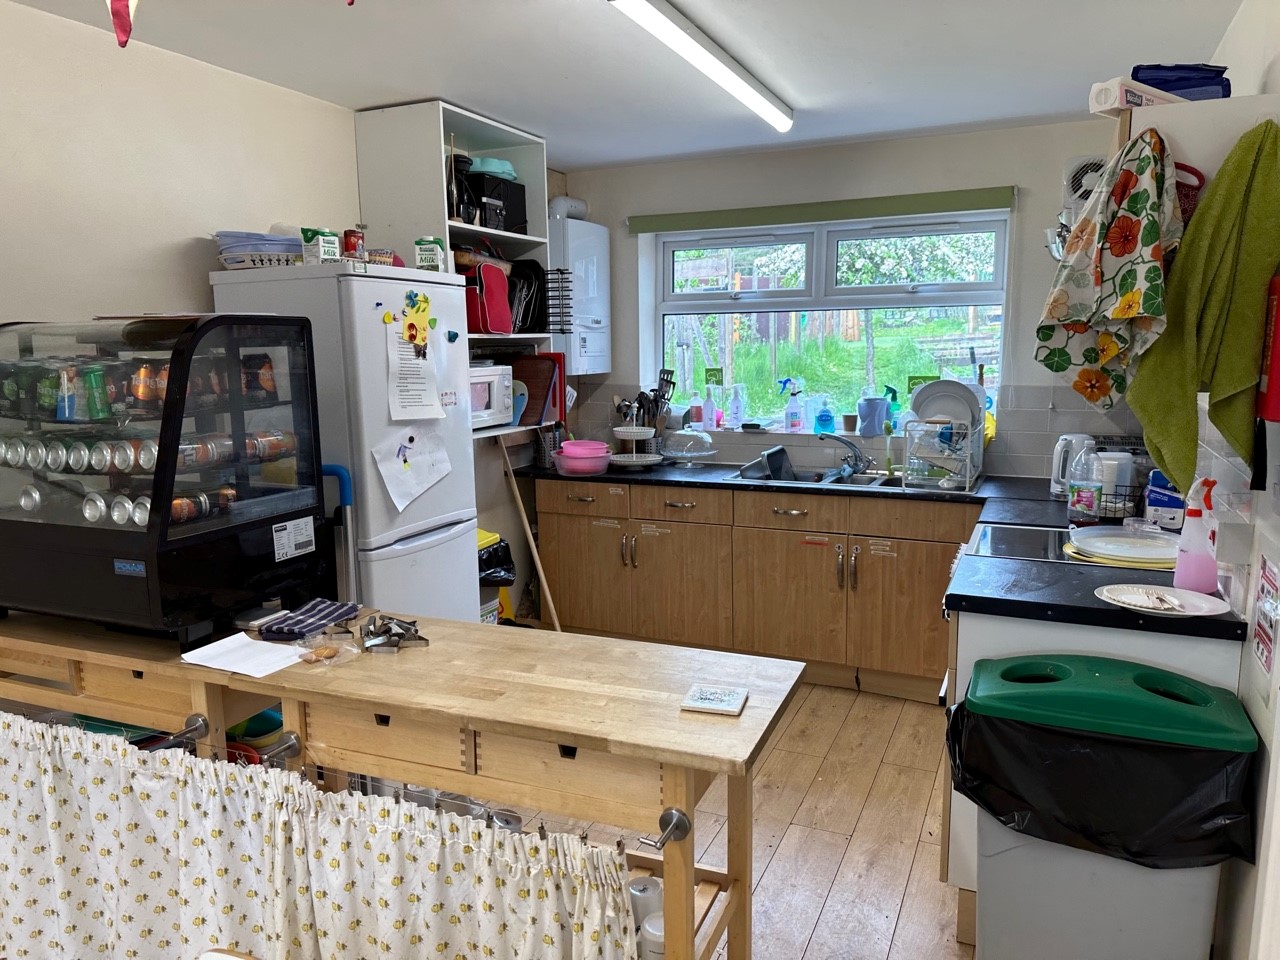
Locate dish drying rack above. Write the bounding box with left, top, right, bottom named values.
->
left=904, top=420, right=983, bottom=491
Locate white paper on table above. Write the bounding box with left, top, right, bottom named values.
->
left=180, top=631, right=302, bottom=678
left=371, top=420, right=452, bottom=512
left=387, top=325, right=443, bottom=422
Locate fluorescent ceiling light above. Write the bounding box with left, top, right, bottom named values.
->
left=608, top=0, right=794, bottom=133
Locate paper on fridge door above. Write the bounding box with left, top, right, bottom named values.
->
left=387, top=323, right=443, bottom=421
left=371, top=421, right=451, bottom=512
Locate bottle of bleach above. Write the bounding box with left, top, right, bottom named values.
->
left=1173, top=477, right=1218, bottom=595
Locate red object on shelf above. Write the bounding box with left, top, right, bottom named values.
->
left=1258, top=275, right=1280, bottom=421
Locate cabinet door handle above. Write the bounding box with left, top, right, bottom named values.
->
left=665, top=500, right=697, bottom=509
left=630, top=534, right=638, bottom=568
left=849, top=546, right=859, bottom=591
left=621, top=533, right=629, bottom=567
left=835, top=543, right=844, bottom=589
left=772, top=507, right=809, bottom=517
left=568, top=495, right=596, bottom=503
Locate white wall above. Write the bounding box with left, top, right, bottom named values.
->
left=1215, top=0, right=1280, bottom=96
left=565, top=117, right=1129, bottom=474
left=0, top=1, right=360, bottom=320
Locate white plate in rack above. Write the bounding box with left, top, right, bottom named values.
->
left=910, top=379, right=983, bottom=427
left=610, top=453, right=664, bottom=469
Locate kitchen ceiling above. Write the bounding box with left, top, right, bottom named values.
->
left=14, top=0, right=1243, bottom=169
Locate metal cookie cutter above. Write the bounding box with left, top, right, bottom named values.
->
left=360, top=614, right=429, bottom=654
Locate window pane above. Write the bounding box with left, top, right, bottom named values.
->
left=834, top=231, right=996, bottom=287
left=671, top=242, right=806, bottom=296
left=662, top=306, right=1001, bottom=425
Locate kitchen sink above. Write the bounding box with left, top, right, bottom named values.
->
left=723, top=465, right=902, bottom=487
left=823, top=473, right=904, bottom=487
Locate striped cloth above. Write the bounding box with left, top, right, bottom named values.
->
left=259, top=599, right=360, bottom=642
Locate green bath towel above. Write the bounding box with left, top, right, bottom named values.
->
left=1128, top=119, right=1280, bottom=493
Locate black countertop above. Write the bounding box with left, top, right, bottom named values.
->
left=945, top=554, right=1246, bottom=641
left=978, top=496, right=1069, bottom=527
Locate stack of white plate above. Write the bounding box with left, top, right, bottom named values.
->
left=910, top=380, right=983, bottom=427
left=1068, top=526, right=1179, bottom=565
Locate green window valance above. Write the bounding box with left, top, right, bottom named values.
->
left=625, top=186, right=1017, bottom=235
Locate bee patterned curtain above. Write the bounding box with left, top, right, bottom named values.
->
left=0, top=713, right=635, bottom=959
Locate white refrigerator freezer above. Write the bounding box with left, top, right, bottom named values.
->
left=211, top=262, right=480, bottom=621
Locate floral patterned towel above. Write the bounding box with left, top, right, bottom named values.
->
left=1035, top=128, right=1183, bottom=409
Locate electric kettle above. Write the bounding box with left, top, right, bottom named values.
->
left=1049, top=433, right=1093, bottom=499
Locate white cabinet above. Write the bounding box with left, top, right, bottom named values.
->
left=354, top=100, right=550, bottom=270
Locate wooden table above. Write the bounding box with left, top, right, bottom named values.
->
left=0, top=612, right=804, bottom=960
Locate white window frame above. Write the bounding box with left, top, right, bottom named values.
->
left=661, top=230, right=817, bottom=303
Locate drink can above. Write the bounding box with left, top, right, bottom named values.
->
left=82, top=492, right=107, bottom=522
left=130, top=496, right=152, bottom=527
left=0, top=362, right=17, bottom=414
left=109, top=495, right=134, bottom=525
left=82, top=365, right=111, bottom=421
left=112, top=439, right=141, bottom=473
left=131, top=362, right=156, bottom=410
left=253, top=430, right=298, bottom=460
left=136, top=438, right=158, bottom=472
left=243, top=435, right=260, bottom=461
left=154, top=364, right=169, bottom=404
left=55, top=366, right=77, bottom=422
left=204, top=434, right=237, bottom=465
left=89, top=440, right=115, bottom=473
left=5, top=438, right=27, bottom=468
left=105, top=361, right=131, bottom=414
left=208, top=485, right=238, bottom=511
left=187, top=357, right=220, bottom=408
left=35, top=363, right=60, bottom=415
left=240, top=354, right=278, bottom=402
left=24, top=439, right=47, bottom=470
left=66, top=441, right=90, bottom=473
left=176, top=439, right=206, bottom=469
left=171, top=492, right=211, bottom=523
left=18, top=485, right=41, bottom=513
left=44, top=438, right=68, bottom=472
left=14, top=362, right=41, bottom=418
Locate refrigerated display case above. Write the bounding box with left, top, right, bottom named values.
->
left=0, top=315, right=332, bottom=646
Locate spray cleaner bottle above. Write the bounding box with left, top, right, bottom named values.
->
left=1173, top=477, right=1219, bottom=594
left=778, top=378, right=804, bottom=433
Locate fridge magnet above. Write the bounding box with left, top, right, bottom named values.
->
left=382, top=311, right=395, bottom=325
left=681, top=684, right=749, bottom=716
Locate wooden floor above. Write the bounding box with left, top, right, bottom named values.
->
left=517, top=683, right=970, bottom=960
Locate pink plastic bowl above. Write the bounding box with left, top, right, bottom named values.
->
left=551, top=450, right=611, bottom=476
left=558, top=440, right=611, bottom=458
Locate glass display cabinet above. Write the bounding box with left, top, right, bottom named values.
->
left=0, top=315, right=332, bottom=646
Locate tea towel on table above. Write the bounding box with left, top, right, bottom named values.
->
left=1128, top=120, right=1280, bottom=493
left=259, top=597, right=360, bottom=641
left=1034, top=128, right=1183, bottom=409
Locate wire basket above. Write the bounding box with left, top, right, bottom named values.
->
left=1098, top=483, right=1144, bottom=524
left=533, top=426, right=563, bottom=469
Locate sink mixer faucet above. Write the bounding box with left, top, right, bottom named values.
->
left=819, top=433, right=875, bottom=474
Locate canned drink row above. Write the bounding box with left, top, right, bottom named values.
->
left=0, top=430, right=295, bottom=474
left=79, top=486, right=238, bottom=527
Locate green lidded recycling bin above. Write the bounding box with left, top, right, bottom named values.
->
left=950, top=654, right=1258, bottom=960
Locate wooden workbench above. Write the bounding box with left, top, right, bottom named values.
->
left=0, top=611, right=804, bottom=960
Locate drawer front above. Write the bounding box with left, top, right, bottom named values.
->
left=847, top=497, right=980, bottom=543
left=306, top=702, right=468, bottom=772
left=474, top=731, right=663, bottom=811
left=734, top=490, right=847, bottom=533
left=78, top=663, right=194, bottom=718
left=630, top=485, right=733, bottom=525
left=0, top=648, right=73, bottom=684
left=536, top=479, right=630, bottom=518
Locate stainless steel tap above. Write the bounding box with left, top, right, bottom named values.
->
left=819, top=433, right=875, bottom=475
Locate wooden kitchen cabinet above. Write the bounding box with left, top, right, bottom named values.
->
left=732, top=526, right=846, bottom=664
left=846, top=536, right=956, bottom=678
left=630, top=520, right=733, bottom=649
left=539, top=513, right=633, bottom=636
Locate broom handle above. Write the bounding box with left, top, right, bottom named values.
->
left=499, top=438, right=561, bottom=631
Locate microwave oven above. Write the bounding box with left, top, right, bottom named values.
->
left=470, top=364, right=513, bottom=430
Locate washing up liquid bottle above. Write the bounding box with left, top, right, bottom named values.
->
left=1066, top=440, right=1103, bottom=526
left=726, top=384, right=746, bottom=429
left=1174, top=477, right=1219, bottom=594
left=814, top=396, right=836, bottom=434
left=778, top=378, right=804, bottom=433
left=702, top=385, right=718, bottom=432
left=883, top=385, right=900, bottom=432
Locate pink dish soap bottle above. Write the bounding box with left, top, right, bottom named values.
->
left=1173, top=477, right=1219, bottom=594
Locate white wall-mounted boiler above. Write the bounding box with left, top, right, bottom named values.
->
left=548, top=201, right=611, bottom=376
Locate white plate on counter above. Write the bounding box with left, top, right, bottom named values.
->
left=1094, top=584, right=1231, bottom=617
left=910, top=379, right=983, bottom=427
left=1070, top=526, right=1180, bottom=563
left=610, top=453, right=664, bottom=469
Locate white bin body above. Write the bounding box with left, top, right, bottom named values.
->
left=977, top=810, right=1222, bottom=960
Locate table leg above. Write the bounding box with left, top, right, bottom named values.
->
left=280, top=697, right=309, bottom=776
left=662, top=765, right=697, bottom=960
left=726, top=771, right=753, bottom=960
left=189, top=679, right=226, bottom=761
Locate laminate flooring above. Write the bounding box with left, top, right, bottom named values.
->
left=514, top=683, right=971, bottom=960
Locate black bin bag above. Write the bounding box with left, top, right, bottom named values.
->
left=477, top=539, right=517, bottom=587
left=947, top=702, right=1256, bottom=868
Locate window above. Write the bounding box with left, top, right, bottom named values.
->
left=658, top=214, right=1008, bottom=423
